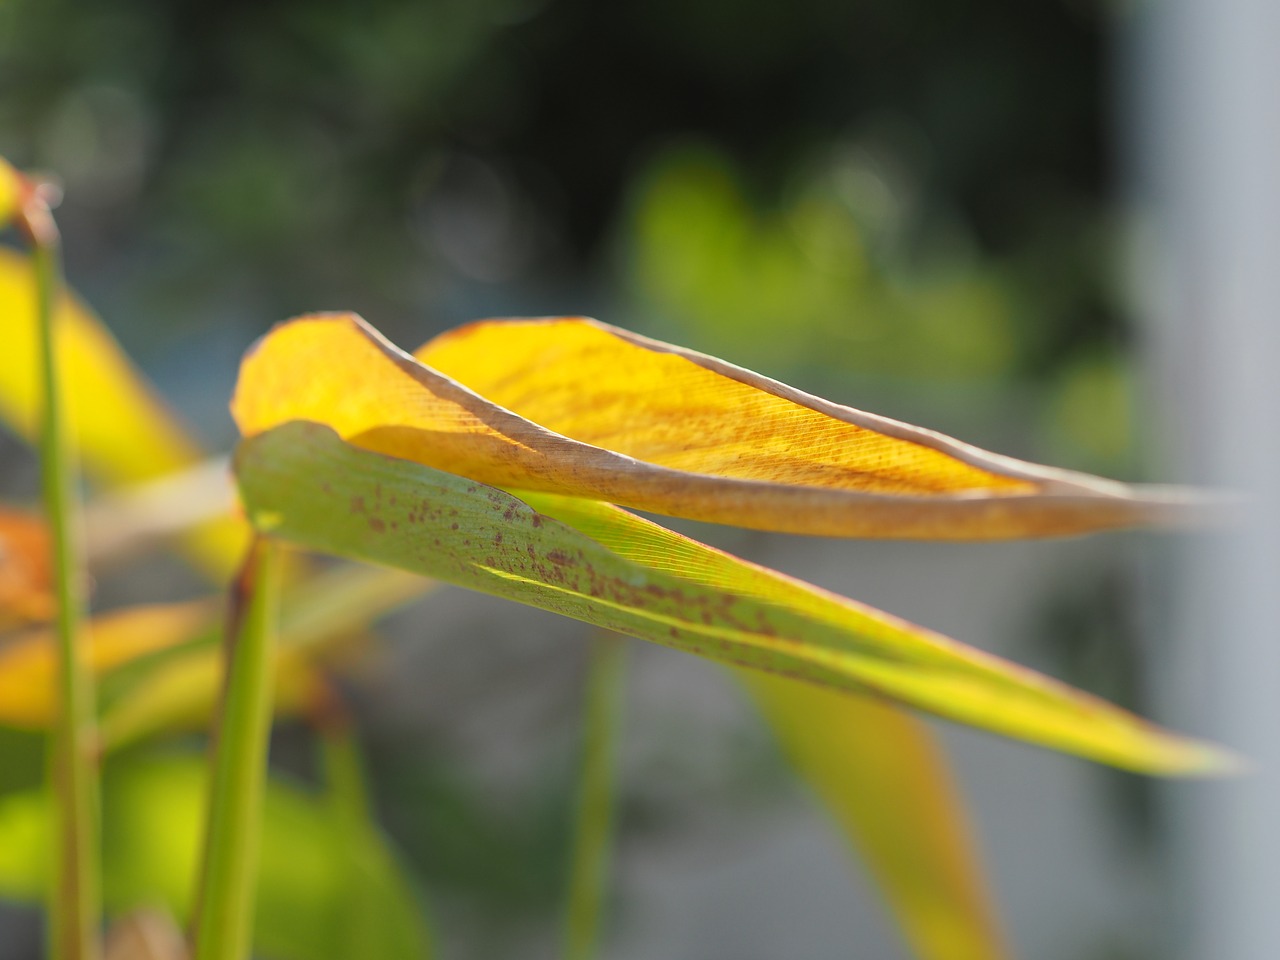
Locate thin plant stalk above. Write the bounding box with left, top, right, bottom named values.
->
left=318, top=703, right=382, bottom=960
left=23, top=187, right=101, bottom=960
left=313, top=685, right=436, bottom=958
left=562, top=634, right=628, bottom=960
left=192, top=537, right=281, bottom=960
left=318, top=699, right=372, bottom=833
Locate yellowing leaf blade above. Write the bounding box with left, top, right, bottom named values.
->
left=233, top=422, right=1231, bottom=774
left=0, top=158, right=21, bottom=229
left=231, top=313, right=1214, bottom=539
left=0, top=249, right=247, bottom=576
left=0, top=601, right=213, bottom=728
left=0, top=249, right=200, bottom=484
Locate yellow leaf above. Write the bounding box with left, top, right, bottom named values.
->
left=0, top=563, right=429, bottom=738
left=0, top=158, right=21, bottom=230
left=0, top=249, right=247, bottom=576
left=232, top=313, right=1212, bottom=539
left=0, top=601, right=213, bottom=727
left=0, top=507, right=53, bottom=625
left=92, top=641, right=323, bottom=749
left=740, top=673, right=1007, bottom=960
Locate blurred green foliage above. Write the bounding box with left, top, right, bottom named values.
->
left=627, top=143, right=1019, bottom=380
left=0, top=753, right=431, bottom=959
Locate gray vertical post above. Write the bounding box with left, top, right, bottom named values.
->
left=1135, top=0, right=1280, bottom=957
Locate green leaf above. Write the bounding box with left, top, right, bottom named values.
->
left=232, top=421, right=1231, bottom=775
left=0, top=754, right=432, bottom=960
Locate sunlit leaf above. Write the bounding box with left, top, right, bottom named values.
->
left=0, top=248, right=247, bottom=576
left=231, top=313, right=1214, bottom=539
left=234, top=422, right=1230, bottom=774
left=0, top=601, right=213, bottom=728
left=0, top=506, right=53, bottom=624
left=0, top=754, right=432, bottom=960
left=740, top=673, right=1007, bottom=960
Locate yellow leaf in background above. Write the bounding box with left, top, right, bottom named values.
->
left=0, top=507, right=53, bottom=625
left=0, top=601, right=213, bottom=728
left=232, top=313, right=1213, bottom=540
left=0, top=249, right=199, bottom=483
left=0, top=159, right=20, bottom=230
left=0, top=601, right=352, bottom=742
left=0, top=249, right=247, bottom=576
left=97, top=564, right=431, bottom=749
left=93, top=642, right=323, bottom=750
left=740, top=673, right=1007, bottom=960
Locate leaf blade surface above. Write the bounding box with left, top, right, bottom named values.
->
left=233, top=421, right=1229, bottom=774
left=231, top=314, right=1210, bottom=540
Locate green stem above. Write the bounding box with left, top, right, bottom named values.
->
left=562, top=634, right=628, bottom=960
left=30, top=199, right=101, bottom=960
left=315, top=690, right=436, bottom=959
left=318, top=710, right=379, bottom=960
left=320, top=711, right=371, bottom=833
left=192, top=537, right=281, bottom=960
